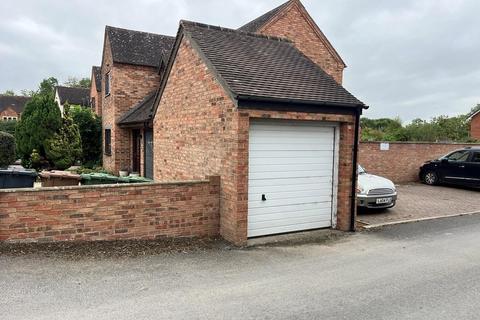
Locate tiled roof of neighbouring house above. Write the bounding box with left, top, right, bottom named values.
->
left=92, top=66, right=102, bottom=92
left=181, top=21, right=363, bottom=107
left=0, top=95, right=30, bottom=114
left=55, top=86, right=90, bottom=106
left=106, top=26, right=175, bottom=68
left=118, top=91, right=157, bottom=125
left=238, top=0, right=293, bottom=33
left=468, top=109, right=480, bottom=121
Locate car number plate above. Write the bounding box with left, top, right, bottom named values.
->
left=376, top=197, right=392, bottom=204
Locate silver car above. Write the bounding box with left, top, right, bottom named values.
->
left=357, top=165, right=397, bottom=209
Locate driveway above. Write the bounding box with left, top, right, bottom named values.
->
left=2, top=215, right=480, bottom=319
left=357, top=183, right=480, bottom=227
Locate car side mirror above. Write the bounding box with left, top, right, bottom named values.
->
left=441, top=158, right=449, bottom=164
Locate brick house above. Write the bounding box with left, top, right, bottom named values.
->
left=100, top=26, right=174, bottom=177
left=96, top=0, right=366, bottom=245
left=54, top=86, right=90, bottom=116
left=151, top=10, right=365, bottom=244
left=90, top=66, right=102, bottom=116
left=469, top=109, right=480, bottom=140
left=0, top=95, right=30, bottom=121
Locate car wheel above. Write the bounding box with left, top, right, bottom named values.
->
left=423, top=171, right=438, bottom=185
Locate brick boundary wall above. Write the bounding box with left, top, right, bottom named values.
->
left=359, top=142, right=480, bottom=183
left=0, top=177, right=220, bottom=243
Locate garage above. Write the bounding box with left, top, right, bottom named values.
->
left=248, top=120, right=339, bottom=237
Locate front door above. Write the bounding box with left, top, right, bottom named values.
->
left=144, top=129, right=154, bottom=179
left=132, top=129, right=141, bottom=174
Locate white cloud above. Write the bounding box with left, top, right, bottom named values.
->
left=0, top=0, right=479, bottom=121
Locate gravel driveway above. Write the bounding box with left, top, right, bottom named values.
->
left=357, top=183, right=480, bottom=226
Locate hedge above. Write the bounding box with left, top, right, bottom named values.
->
left=0, top=131, right=15, bottom=168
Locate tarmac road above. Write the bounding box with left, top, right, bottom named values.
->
left=1, top=214, right=480, bottom=319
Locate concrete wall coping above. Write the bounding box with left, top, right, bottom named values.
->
left=0, top=178, right=215, bottom=194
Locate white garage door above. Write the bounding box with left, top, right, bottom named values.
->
left=248, top=120, right=337, bottom=237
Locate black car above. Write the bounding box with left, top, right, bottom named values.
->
left=419, top=147, right=480, bottom=187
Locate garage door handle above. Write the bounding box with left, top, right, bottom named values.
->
left=262, top=194, right=267, bottom=201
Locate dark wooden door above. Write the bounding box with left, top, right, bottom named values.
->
left=132, top=129, right=141, bottom=174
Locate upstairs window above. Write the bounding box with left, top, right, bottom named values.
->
left=104, top=129, right=112, bottom=156
left=91, top=97, right=96, bottom=109
left=105, top=72, right=111, bottom=96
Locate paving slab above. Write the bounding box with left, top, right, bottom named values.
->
left=357, top=183, right=480, bottom=227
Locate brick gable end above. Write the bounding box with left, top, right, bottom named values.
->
left=471, top=114, right=480, bottom=140
left=259, top=2, right=345, bottom=84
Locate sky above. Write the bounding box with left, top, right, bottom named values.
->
left=0, top=0, right=479, bottom=122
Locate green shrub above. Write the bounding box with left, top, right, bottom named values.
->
left=45, top=107, right=82, bottom=170
left=0, top=131, right=15, bottom=168
left=16, top=94, right=61, bottom=162
left=70, top=105, right=102, bottom=167
left=0, top=121, right=17, bottom=137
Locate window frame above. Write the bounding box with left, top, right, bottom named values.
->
left=445, top=150, right=470, bottom=162
left=104, top=128, right=112, bottom=156
left=105, top=71, right=111, bottom=97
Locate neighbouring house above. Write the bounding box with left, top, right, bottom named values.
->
left=96, top=0, right=366, bottom=245
left=469, top=109, right=480, bottom=140
left=0, top=95, right=30, bottom=121
left=54, top=86, right=90, bottom=116
left=100, top=25, right=174, bottom=177
left=90, top=66, right=102, bottom=116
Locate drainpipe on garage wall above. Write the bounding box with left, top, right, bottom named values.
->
left=350, top=105, right=368, bottom=231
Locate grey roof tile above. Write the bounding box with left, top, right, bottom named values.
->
left=106, top=26, right=175, bottom=67
left=92, top=66, right=101, bottom=92
left=182, top=21, right=363, bottom=107
left=238, top=0, right=292, bottom=33
left=56, top=86, right=90, bottom=106
left=0, top=95, right=30, bottom=115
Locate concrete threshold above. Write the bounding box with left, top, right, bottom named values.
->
left=246, top=229, right=347, bottom=247
left=359, top=210, right=480, bottom=230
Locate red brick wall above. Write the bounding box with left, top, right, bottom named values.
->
left=359, top=142, right=480, bottom=183
left=0, top=177, right=220, bottom=243
left=471, top=114, right=480, bottom=140
left=101, top=34, right=161, bottom=175
left=258, top=1, right=345, bottom=84
left=154, top=37, right=241, bottom=243
left=90, top=73, right=102, bottom=117
left=154, top=37, right=358, bottom=245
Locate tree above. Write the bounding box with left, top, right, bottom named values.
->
left=15, top=94, right=62, bottom=162
left=361, top=112, right=473, bottom=143
left=45, top=106, right=82, bottom=170
left=38, top=77, right=58, bottom=98
left=1, top=90, right=15, bottom=96
left=64, top=77, right=91, bottom=89
left=0, top=131, right=15, bottom=168
left=70, top=105, right=102, bottom=167
left=361, top=117, right=407, bottom=141
left=20, top=89, right=35, bottom=97
left=0, top=121, right=17, bottom=136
